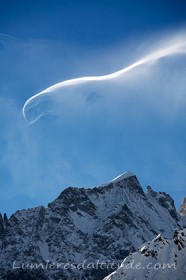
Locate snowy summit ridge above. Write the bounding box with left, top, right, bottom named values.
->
left=109, top=171, right=134, bottom=183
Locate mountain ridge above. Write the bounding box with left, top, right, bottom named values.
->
left=0, top=171, right=184, bottom=280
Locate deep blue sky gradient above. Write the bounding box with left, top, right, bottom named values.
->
left=1, top=0, right=186, bottom=44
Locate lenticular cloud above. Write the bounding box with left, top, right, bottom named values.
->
left=22, top=33, right=186, bottom=123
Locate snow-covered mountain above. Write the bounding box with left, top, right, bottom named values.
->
left=0, top=172, right=183, bottom=279
left=104, top=228, right=186, bottom=280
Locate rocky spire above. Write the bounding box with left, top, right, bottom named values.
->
left=0, top=212, right=4, bottom=237
left=0, top=213, right=9, bottom=237
left=179, top=197, right=186, bottom=216
left=3, top=213, right=8, bottom=229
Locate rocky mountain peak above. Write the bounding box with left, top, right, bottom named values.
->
left=48, top=171, right=144, bottom=213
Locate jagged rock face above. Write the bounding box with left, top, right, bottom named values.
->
left=104, top=228, right=186, bottom=280
left=0, top=172, right=182, bottom=280
left=179, top=197, right=186, bottom=216
left=146, top=186, right=179, bottom=221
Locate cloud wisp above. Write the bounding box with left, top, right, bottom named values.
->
left=22, top=32, right=186, bottom=123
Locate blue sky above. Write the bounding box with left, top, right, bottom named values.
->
left=0, top=0, right=186, bottom=216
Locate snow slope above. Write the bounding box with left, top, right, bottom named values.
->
left=104, top=228, right=186, bottom=280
